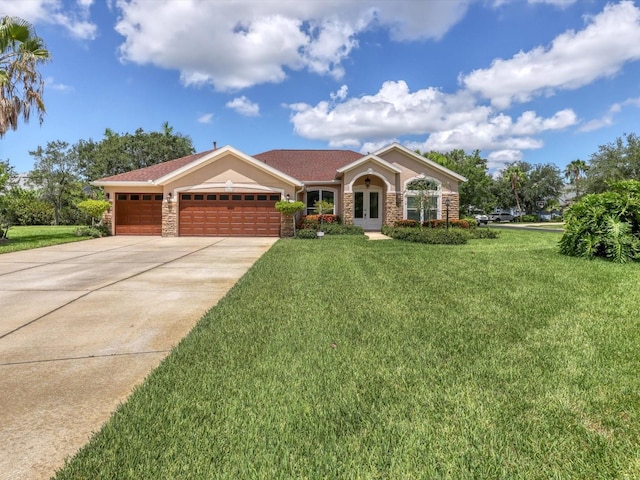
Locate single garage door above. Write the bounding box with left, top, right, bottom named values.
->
left=115, top=193, right=163, bottom=235
left=179, top=192, right=281, bottom=236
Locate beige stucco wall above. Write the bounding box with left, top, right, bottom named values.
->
left=164, top=152, right=296, bottom=198
left=377, top=149, right=460, bottom=195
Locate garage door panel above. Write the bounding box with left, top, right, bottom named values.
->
left=115, top=194, right=163, bottom=235
left=179, top=193, right=281, bottom=237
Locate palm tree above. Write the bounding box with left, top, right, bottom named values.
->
left=0, top=16, right=50, bottom=137
left=505, top=165, right=526, bottom=217
left=564, top=159, right=588, bottom=198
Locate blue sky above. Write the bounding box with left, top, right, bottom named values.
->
left=2, top=0, right=640, bottom=175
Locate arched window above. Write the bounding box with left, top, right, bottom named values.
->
left=405, top=178, right=440, bottom=222
left=306, top=189, right=336, bottom=215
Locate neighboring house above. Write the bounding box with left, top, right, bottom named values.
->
left=92, top=143, right=466, bottom=237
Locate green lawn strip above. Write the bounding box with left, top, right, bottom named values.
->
left=55, top=231, right=640, bottom=479
left=0, top=225, right=90, bottom=254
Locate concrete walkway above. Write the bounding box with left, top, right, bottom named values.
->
left=0, top=236, right=277, bottom=480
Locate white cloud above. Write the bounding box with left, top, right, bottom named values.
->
left=197, top=113, right=213, bottom=124
left=44, top=77, right=73, bottom=91
left=579, top=96, right=640, bottom=132
left=289, top=80, right=576, bottom=154
left=462, top=1, right=640, bottom=108
left=226, top=96, right=260, bottom=117
left=487, top=150, right=524, bottom=173
left=0, top=0, right=98, bottom=40
left=114, top=0, right=472, bottom=91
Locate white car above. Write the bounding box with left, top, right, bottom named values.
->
left=473, top=212, right=489, bottom=225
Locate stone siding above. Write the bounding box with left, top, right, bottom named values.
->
left=385, top=193, right=402, bottom=226
left=162, top=200, right=178, bottom=237
left=280, top=214, right=293, bottom=238
left=342, top=193, right=354, bottom=225
left=442, top=194, right=460, bottom=221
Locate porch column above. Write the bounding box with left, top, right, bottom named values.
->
left=162, top=199, right=178, bottom=237
left=385, top=193, right=401, bottom=226
left=442, top=194, right=460, bottom=220
left=343, top=192, right=354, bottom=225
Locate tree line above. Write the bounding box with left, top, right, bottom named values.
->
left=0, top=124, right=194, bottom=227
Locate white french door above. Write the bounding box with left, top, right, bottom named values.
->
left=353, top=187, right=382, bottom=230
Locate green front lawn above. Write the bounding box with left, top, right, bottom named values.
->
left=55, top=230, right=640, bottom=479
left=0, top=225, right=91, bottom=254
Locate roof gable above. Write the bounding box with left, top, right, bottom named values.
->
left=374, top=143, right=467, bottom=182
left=336, top=154, right=402, bottom=175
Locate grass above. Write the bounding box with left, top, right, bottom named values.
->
left=0, top=225, right=90, bottom=254
left=55, top=230, right=640, bottom=479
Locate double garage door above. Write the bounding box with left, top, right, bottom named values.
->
left=179, top=192, right=281, bottom=237
left=115, top=192, right=281, bottom=237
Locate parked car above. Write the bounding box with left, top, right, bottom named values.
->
left=490, top=212, right=515, bottom=222
left=472, top=211, right=489, bottom=225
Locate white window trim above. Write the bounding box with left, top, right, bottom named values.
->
left=404, top=176, right=442, bottom=221
left=305, top=187, right=338, bottom=215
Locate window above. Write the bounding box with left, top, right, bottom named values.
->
left=257, top=194, right=268, bottom=201
left=194, top=194, right=204, bottom=200
left=155, top=194, right=163, bottom=201
left=130, top=194, right=140, bottom=201
left=232, top=194, right=242, bottom=201
left=306, top=189, right=335, bottom=215
left=207, top=194, right=216, bottom=201
left=405, top=178, right=440, bottom=222
left=182, top=194, right=192, bottom=200
left=117, top=194, right=127, bottom=201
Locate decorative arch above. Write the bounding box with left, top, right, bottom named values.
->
left=404, top=175, right=442, bottom=222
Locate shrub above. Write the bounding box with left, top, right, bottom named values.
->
left=274, top=200, right=305, bottom=216
left=559, top=180, right=640, bottom=263
left=422, top=219, right=470, bottom=229
left=393, top=219, right=419, bottom=228
left=461, top=217, right=479, bottom=228
left=385, top=227, right=469, bottom=245
left=77, top=199, right=111, bottom=225
left=521, top=214, right=538, bottom=222
left=75, top=225, right=109, bottom=238
left=299, top=214, right=340, bottom=229
left=295, top=229, right=320, bottom=239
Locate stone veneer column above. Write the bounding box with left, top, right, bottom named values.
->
left=442, top=194, right=460, bottom=220
left=280, top=214, right=293, bottom=238
left=162, top=200, right=178, bottom=237
left=385, top=193, right=402, bottom=226
left=342, top=193, right=354, bottom=225
left=102, top=204, right=113, bottom=235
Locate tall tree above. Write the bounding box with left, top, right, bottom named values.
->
left=423, top=149, right=494, bottom=215
left=0, top=16, right=50, bottom=136
left=75, top=124, right=195, bottom=181
left=564, top=159, right=588, bottom=199
left=29, top=141, right=82, bottom=225
left=504, top=164, right=526, bottom=216
left=584, top=133, right=640, bottom=194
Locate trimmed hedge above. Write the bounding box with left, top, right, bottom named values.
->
left=296, top=224, right=364, bottom=239
left=382, top=226, right=469, bottom=244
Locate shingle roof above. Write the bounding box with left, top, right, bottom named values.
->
left=95, top=148, right=363, bottom=183
left=253, top=149, right=362, bottom=182
left=96, top=150, right=215, bottom=182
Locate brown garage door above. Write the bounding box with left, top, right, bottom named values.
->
left=115, top=193, right=163, bottom=235
left=179, top=193, right=281, bottom=237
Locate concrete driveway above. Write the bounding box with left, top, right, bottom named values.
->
left=0, top=236, right=277, bottom=480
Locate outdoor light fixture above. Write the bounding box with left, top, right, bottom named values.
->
left=365, top=177, right=371, bottom=188
left=286, top=193, right=291, bottom=201
left=167, top=192, right=172, bottom=200
left=445, top=197, right=451, bottom=230
left=105, top=192, right=110, bottom=200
